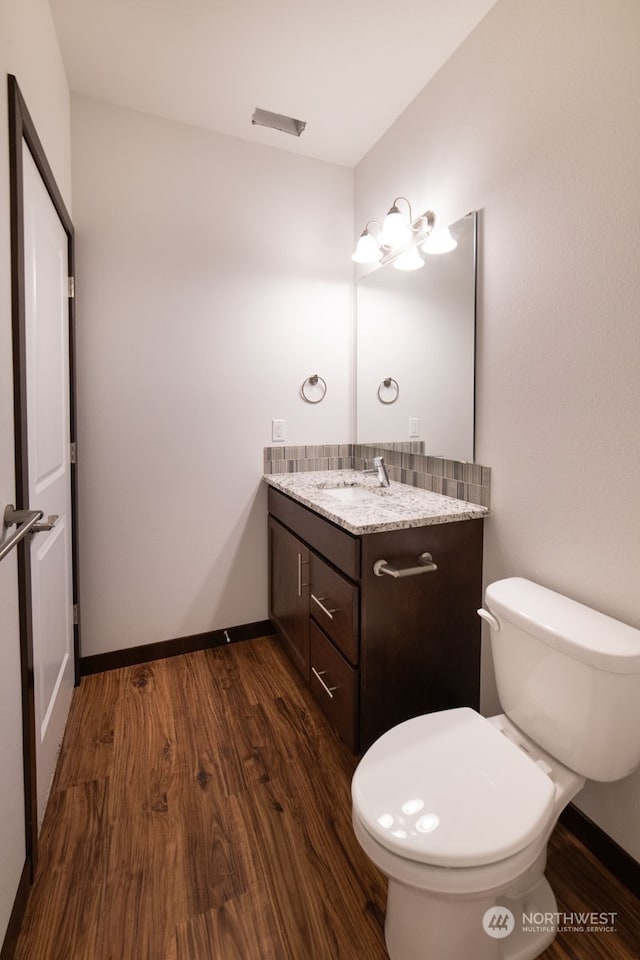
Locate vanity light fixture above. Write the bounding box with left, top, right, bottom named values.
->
left=422, top=226, right=457, bottom=255
left=352, top=196, right=435, bottom=266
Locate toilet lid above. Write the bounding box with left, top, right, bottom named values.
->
left=352, top=707, right=556, bottom=868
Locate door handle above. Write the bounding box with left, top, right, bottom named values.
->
left=31, top=514, right=59, bottom=534
left=1, top=505, right=43, bottom=562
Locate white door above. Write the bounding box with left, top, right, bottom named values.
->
left=22, top=142, right=75, bottom=828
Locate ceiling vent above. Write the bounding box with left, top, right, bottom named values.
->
left=252, top=108, right=306, bottom=137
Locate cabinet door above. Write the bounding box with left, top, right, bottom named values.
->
left=268, top=516, right=310, bottom=679
left=359, top=519, right=483, bottom=751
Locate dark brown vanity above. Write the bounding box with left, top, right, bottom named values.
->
left=268, top=484, right=484, bottom=754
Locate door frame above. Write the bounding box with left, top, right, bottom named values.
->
left=7, top=74, right=81, bottom=879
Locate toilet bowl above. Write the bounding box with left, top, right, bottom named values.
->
left=351, top=578, right=640, bottom=960
left=352, top=708, right=584, bottom=960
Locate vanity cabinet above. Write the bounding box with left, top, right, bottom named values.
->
left=268, top=487, right=484, bottom=754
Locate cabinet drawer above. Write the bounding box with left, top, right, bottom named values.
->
left=268, top=488, right=360, bottom=579
left=309, top=621, right=358, bottom=753
left=310, top=552, right=359, bottom=664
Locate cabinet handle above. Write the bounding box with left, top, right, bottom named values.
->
left=311, top=667, right=337, bottom=699
left=310, top=594, right=338, bottom=619
left=373, top=552, right=438, bottom=578
left=297, top=553, right=309, bottom=596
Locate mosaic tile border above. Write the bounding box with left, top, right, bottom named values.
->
left=264, top=442, right=491, bottom=509
left=263, top=444, right=355, bottom=474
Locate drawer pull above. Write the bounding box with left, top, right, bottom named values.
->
left=373, top=552, right=438, bottom=578
left=311, top=667, right=337, bottom=699
left=310, top=594, right=338, bottom=619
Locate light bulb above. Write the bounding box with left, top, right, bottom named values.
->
left=421, top=226, right=457, bottom=255
left=392, top=246, right=424, bottom=271
left=352, top=230, right=382, bottom=264
left=380, top=205, right=412, bottom=247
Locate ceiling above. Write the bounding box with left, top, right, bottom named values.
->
left=49, top=0, right=497, bottom=168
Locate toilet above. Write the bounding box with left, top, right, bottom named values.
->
left=351, top=577, right=640, bottom=960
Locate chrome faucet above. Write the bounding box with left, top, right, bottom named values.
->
left=363, top=456, right=390, bottom=487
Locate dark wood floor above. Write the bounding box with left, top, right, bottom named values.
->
left=14, top=635, right=640, bottom=959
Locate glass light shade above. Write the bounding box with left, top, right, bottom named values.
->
left=380, top=206, right=412, bottom=247
left=392, top=246, right=424, bottom=271
left=352, top=230, right=382, bottom=264
left=421, top=226, right=457, bottom=255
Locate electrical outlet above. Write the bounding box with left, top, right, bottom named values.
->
left=272, top=418, right=286, bottom=441
left=409, top=418, right=420, bottom=438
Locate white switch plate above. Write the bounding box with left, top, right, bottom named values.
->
left=409, top=418, right=420, bottom=438
left=272, top=418, right=286, bottom=441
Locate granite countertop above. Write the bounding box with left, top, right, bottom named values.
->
left=264, top=469, right=488, bottom=535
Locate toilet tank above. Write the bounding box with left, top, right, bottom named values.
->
left=483, top=578, right=640, bottom=782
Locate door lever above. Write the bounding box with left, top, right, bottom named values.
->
left=30, top=515, right=59, bottom=534
left=1, top=505, right=43, bottom=562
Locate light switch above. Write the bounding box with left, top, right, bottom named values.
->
left=272, top=419, right=286, bottom=441
left=409, top=418, right=420, bottom=438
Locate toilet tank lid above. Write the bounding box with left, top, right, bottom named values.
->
left=485, top=578, right=640, bottom=675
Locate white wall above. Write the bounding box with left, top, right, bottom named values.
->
left=71, top=96, right=353, bottom=656
left=355, top=0, right=640, bottom=858
left=0, top=0, right=71, bottom=942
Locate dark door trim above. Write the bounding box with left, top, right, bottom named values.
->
left=7, top=74, right=80, bottom=883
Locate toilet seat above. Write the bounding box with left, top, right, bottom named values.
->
left=352, top=707, right=556, bottom=869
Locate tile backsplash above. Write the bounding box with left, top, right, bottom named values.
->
left=264, top=443, right=355, bottom=474
left=263, top=443, right=490, bottom=509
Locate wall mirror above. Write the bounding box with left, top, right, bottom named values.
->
left=356, top=211, right=477, bottom=462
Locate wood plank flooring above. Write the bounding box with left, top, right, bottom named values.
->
left=14, top=635, right=640, bottom=959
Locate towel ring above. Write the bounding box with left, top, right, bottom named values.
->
left=301, top=374, right=327, bottom=404
left=377, top=377, right=399, bottom=404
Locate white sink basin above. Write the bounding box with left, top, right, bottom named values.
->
left=323, top=485, right=381, bottom=504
